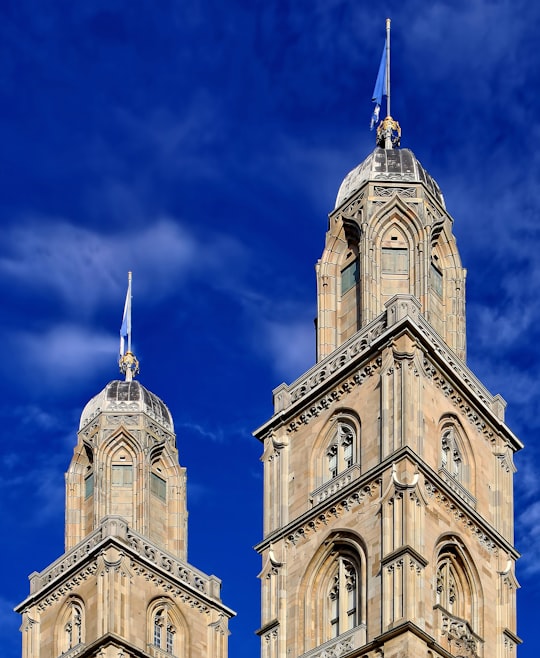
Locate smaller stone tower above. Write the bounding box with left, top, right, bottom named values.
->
left=16, top=330, right=234, bottom=657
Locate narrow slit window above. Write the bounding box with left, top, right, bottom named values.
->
left=431, top=263, right=443, bottom=296
left=151, top=472, right=167, bottom=501
left=341, top=260, right=359, bottom=295
left=84, top=473, right=94, bottom=498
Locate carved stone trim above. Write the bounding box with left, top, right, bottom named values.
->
left=423, top=359, right=495, bottom=443
left=425, top=481, right=497, bottom=554
left=287, top=358, right=381, bottom=433
left=373, top=186, right=417, bottom=198
left=286, top=480, right=380, bottom=547
left=284, top=316, right=387, bottom=408
left=298, top=625, right=367, bottom=658
left=309, top=465, right=361, bottom=506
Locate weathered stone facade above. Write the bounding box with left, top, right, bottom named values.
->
left=255, top=146, right=521, bottom=658
left=16, top=380, right=234, bottom=658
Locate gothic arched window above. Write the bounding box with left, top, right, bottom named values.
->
left=435, top=544, right=481, bottom=655
left=440, top=427, right=462, bottom=481
left=326, top=422, right=356, bottom=481
left=151, top=606, right=176, bottom=655
left=328, top=556, right=358, bottom=639
left=57, top=599, right=85, bottom=655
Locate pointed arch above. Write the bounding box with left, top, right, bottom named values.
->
left=311, top=410, right=361, bottom=494
left=147, top=597, right=189, bottom=657
left=54, top=596, right=85, bottom=656
left=297, top=531, right=367, bottom=652
left=437, top=415, right=476, bottom=503
left=433, top=535, right=484, bottom=653
left=368, top=199, right=426, bottom=319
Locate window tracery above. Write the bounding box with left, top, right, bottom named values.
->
left=326, top=422, right=356, bottom=481
left=151, top=606, right=177, bottom=655
left=328, top=556, right=358, bottom=639
left=441, top=427, right=462, bottom=481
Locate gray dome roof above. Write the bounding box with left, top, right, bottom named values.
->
left=80, top=380, right=173, bottom=431
left=335, top=147, right=445, bottom=210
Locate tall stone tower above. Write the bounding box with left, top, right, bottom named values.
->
left=16, top=348, right=234, bottom=657
left=254, top=117, right=522, bottom=658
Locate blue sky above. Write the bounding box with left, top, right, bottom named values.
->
left=0, top=1, right=539, bottom=657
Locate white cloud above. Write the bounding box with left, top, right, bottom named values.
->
left=12, top=324, right=116, bottom=387
left=263, top=318, right=316, bottom=383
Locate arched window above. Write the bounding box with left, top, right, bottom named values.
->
left=326, top=422, right=356, bottom=481
left=151, top=606, right=177, bottom=655
left=441, top=428, right=462, bottom=481
left=328, top=556, right=358, bottom=639
left=57, top=599, right=84, bottom=655
left=299, top=535, right=367, bottom=652
left=434, top=542, right=482, bottom=656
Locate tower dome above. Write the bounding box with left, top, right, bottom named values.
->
left=79, top=379, right=174, bottom=431
left=335, top=147, right=445, bottom=210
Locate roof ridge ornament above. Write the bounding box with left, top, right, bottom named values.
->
left=119, top=271, right=140, bottom=382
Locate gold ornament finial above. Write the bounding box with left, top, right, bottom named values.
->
left=376, top=115, right=401, bottom=149
left=119, top=351, right=140, bottom=382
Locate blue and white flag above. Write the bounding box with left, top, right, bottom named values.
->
left=370, top=44, right=387, bottom=130
left=120, top=273, right=132, bottom=356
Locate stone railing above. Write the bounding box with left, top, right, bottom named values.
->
left=298, top=625, right=367, bottom=658
left=30, top=524, right=106, bottom=593
left=438, top=468, right=476, bottom=509
left=125, top=526, right=222, bottom=599
left=310, top=465, right=361, bottom=506
left=30, top=517, right=221, bottom=601
left=272, top=295, right=506, bottom=427
left=273, top=315, right=387, bottom=412
left=435, top=605, right=482, bottom=658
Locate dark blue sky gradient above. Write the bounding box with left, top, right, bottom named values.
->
left=1, top=2, right=539, bottom=657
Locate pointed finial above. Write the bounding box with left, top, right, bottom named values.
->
left=119, top=272, right=139, bottom=381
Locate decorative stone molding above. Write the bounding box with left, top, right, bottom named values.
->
left=125, top=528, right=215, bottom=596
left=59, top=643, right=86, bottom=658
left=436, top=606, right=482, bottom=658
left=373, top=186, right=417, bottom=198
left=298, top=625, right=367, bottom=658
left=285, top=480, right=380, bottom=547
left=281, top=315, right=387, bottom=409
left=310, top=465, right=361, bottom=506
left=32, top=524, right=107, bottom=592
left=287, top=359, right=382, bottom=433
left=36, top=564, right=98, bottom=611
left=437, top=468, right=476, bottom=509
left=425, top=482, right=497, bottom=554
left=423, top=359, right=495, bottom=443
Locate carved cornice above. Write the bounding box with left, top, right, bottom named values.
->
left=284, top=480, right=380, bottom=547
left=298, top=625, right=366, bottom=658
left=423, top=359, right=495, bottom=444
left=424, top=481, right=497, bottom=554
left=286, top=358, right=382, bottom=434
left=17, top=517, right=235, bottom=619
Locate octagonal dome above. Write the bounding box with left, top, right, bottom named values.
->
left=335, top=147, right=445, bottom=210
left=79, top=380, right=173, bottom=431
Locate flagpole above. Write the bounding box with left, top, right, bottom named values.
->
left=127, top=271, right=132, bottom=354
left=386, top=18, right=391, bottom=118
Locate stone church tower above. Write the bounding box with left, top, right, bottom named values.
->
left=16, top=350, right=234, bottom=657
left=254, top=117, right=522, bottom=658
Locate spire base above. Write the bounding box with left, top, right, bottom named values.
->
left=119, top=351, right=140, bottom=382
left=376, top=115, right=401, bottom=149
